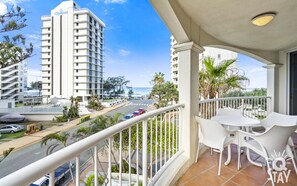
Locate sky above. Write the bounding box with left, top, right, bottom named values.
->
left=0, top=0, right=267, bottom=88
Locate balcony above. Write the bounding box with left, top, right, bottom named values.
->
left=2, top=95, right=296, bottom=186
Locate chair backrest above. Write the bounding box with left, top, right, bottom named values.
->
left=195, top=116, right=229, bottom=149
left=254, top=125, right=297, bottom=158
left=261, top=112, right=297, bottom=129
left=216, top=108, right=242, bottom=116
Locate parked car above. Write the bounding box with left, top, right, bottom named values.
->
left=138, top=108, right=146, bottom=115
left=0, top=124, right=24, bottom=134
left=132, top=111, right=140, bottom=117
left=124, top=114, right=134, bottom=120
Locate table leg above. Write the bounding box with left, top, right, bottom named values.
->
left=224, top=145, right=231, bottom=165
left=246, top=148, right=262, bottom=167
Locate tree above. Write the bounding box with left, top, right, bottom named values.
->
left=128, top=88, right=133, bottom=99
left=88, top=95, right=104, bottom=111
left=103, top=76, right=130, bottom=98
left=0, top=6, right=33, bottom=68
left=151, top=72, right=165, bottom=85
left=31, top=81, right=42, bottom=96
left=150, top=81, right=178, bottom=108
left=199, top=57, right=249, bottom=99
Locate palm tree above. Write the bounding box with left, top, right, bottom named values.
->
left=199, top=57, right=249, bottom=99
left=41, top=132, right=75, bottom=184
left=151, top=72, right=165, bottom=85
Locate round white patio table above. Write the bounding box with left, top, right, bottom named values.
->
left=211, top=115, right=261, bottom=167
left=211, top=115, right=260, bottom=128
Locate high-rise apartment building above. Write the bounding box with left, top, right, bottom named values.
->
left=0, top=61, right=27, bottom=102
left=41, top=1, right=105, bottom=103
left=170, top=36, right=237, bottom=87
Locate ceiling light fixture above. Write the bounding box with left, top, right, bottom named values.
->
left=251, top=12, right=276, bottom=26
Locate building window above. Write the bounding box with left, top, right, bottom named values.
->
left=89, top=31, right=92, bottom=36
left=48, top=52, right=50, bottom=55
left=89, top=17, right=92, bottom=23
left=48, top=59, right=50, bottom=61
left=76, top=70, right=78, bottom=73
left=76, top=49, right=79, bottom=53
left=76, top=90, right=78, bottom=93
left=95, top=41, right=98, bottom=46
left=76, top=56, right=79, bottom=59
left=48, top=34, right=50, bottom=37
left=76, top=36, right=79, bottom=39
left=76, top=76, right=78, bottom=79
left=48, top=65, right=50, bottom=67
left=76, top=29, right=79, bottom=33
left=76, top=63, right=78, bottom=66
left=48, top=83, right=50, bottom=86
left=76, top=14, right=79, bottom=19
left=89, top=24, right=92, bottom=30
left=76, top=23, right=79, bottom=26
left=48, top=46, right=50, bottom=49
left=48, top=71, right=50, bottom=74
left=76, top=83, right=78, bottom=86
left=76, top=43, right=78, bottom=46
left=48, top=77, right=50, bottom=80
left=95, top=29, right=98, bottom=34
left=48, top=90, right=50, bottom=92
left=89, top=38, right=92, bottom=43
left=89, top=44, right=92, bottom=50
left=48, top=40, right=50, bottom=43
left=48, top=28, right=50, bottom=31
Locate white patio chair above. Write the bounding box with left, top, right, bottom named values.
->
left=238, top=125, right=297, bottom=186
left=216, top=108, right=242, bottom=131
left=252, top=112, right=297, bottom=161
left=195, top=116, right=235, bottom=176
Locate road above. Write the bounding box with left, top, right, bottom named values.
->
left=0, top=99, right=154, bottom=179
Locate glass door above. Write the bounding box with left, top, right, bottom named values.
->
left=289, top=51, right=297, bottom=115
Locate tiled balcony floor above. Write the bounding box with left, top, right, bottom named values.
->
left=176, top=134, right=297, bottom=186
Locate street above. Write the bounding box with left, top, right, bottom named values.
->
left=0, top=99, right=154, bottom=179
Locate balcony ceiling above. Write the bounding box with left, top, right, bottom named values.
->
left=176, top=0, right=297, bottom=51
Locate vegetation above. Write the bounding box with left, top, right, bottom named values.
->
left=81, top=174, right=105, bottom=186
left=199, top=57, right=249, bottom=99
left=103, top=76, right=130, bottom=98
left=1, top=131, right=25, bottom=139
left=87, top=95, right=104, bottom=111
left=128, top=87, right=134, bottom=99
left=0, top=6, right=33, bottom=68
left=54, top=97, right=80, bottom=122
left=79, top=115, right=91, bottom=124
left=150, top=72, right=178, bottom=108
left=30, top=81, right=42, bottom=96
left=223, top=88, right=267, bottom=97
left=0, top=147, right=14, bottom=163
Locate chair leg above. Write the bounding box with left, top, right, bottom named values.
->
left=286, top=145, right=297, bottom=174
left=267, top=160, right=275, bottom=186
left=210, top=148, right=213, bottom=156
left=195, top=142, right=200, bottom=163
left=246, top=148, right=262, bottom=167
left=218, top=150, right=223, bottom=176
left=237, top=146, right=241, bottom=170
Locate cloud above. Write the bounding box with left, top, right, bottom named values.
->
left=26, top=33, right=40, bottom=47
left=27, top=68, right=41, bottom=84
left=2, top=0, right=32, bottom=6
left=0, top=3, right=7, bottom=14
left=118, top=49, right=131, bottom=57
left=249, top=67, right=266, bottom=73
left=94, top=0, right=127, bottom=4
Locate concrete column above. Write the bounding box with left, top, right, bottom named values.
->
left=263, top=64, right=281, bottom=113
left=173, top=41, right=204, bottom=164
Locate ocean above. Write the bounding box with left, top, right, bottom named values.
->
left=124, top=87, right=152, bottom=97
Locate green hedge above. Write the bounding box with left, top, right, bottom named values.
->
left=79, top=115, right=91, bottom=124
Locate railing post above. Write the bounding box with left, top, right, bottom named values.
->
left=142, top=120, right=148, bottom=186
left=49, top=171, right=55, bottom=186
left=241, top=98, right=244, bottom=115
left=94, top=146, right=98, bottom=186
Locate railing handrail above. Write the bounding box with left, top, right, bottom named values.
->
left=199, top=96, right=271, bottom=103
left=0, top=103, right=185, bottom=186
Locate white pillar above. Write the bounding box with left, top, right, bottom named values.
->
left=264, top=64, right=281, bottom=113
left=173, top=41, right=204, bottom=164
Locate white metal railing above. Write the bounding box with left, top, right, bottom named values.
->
left=198, top=96, right=272, bottom=119
left=0, top=104, right=184, bottom=186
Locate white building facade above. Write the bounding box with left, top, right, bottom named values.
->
left=170, top=36, right=237, bottom=86
left=41, top=1, right=105, bottom=103
left=0, top=61, right=27, bottom=102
